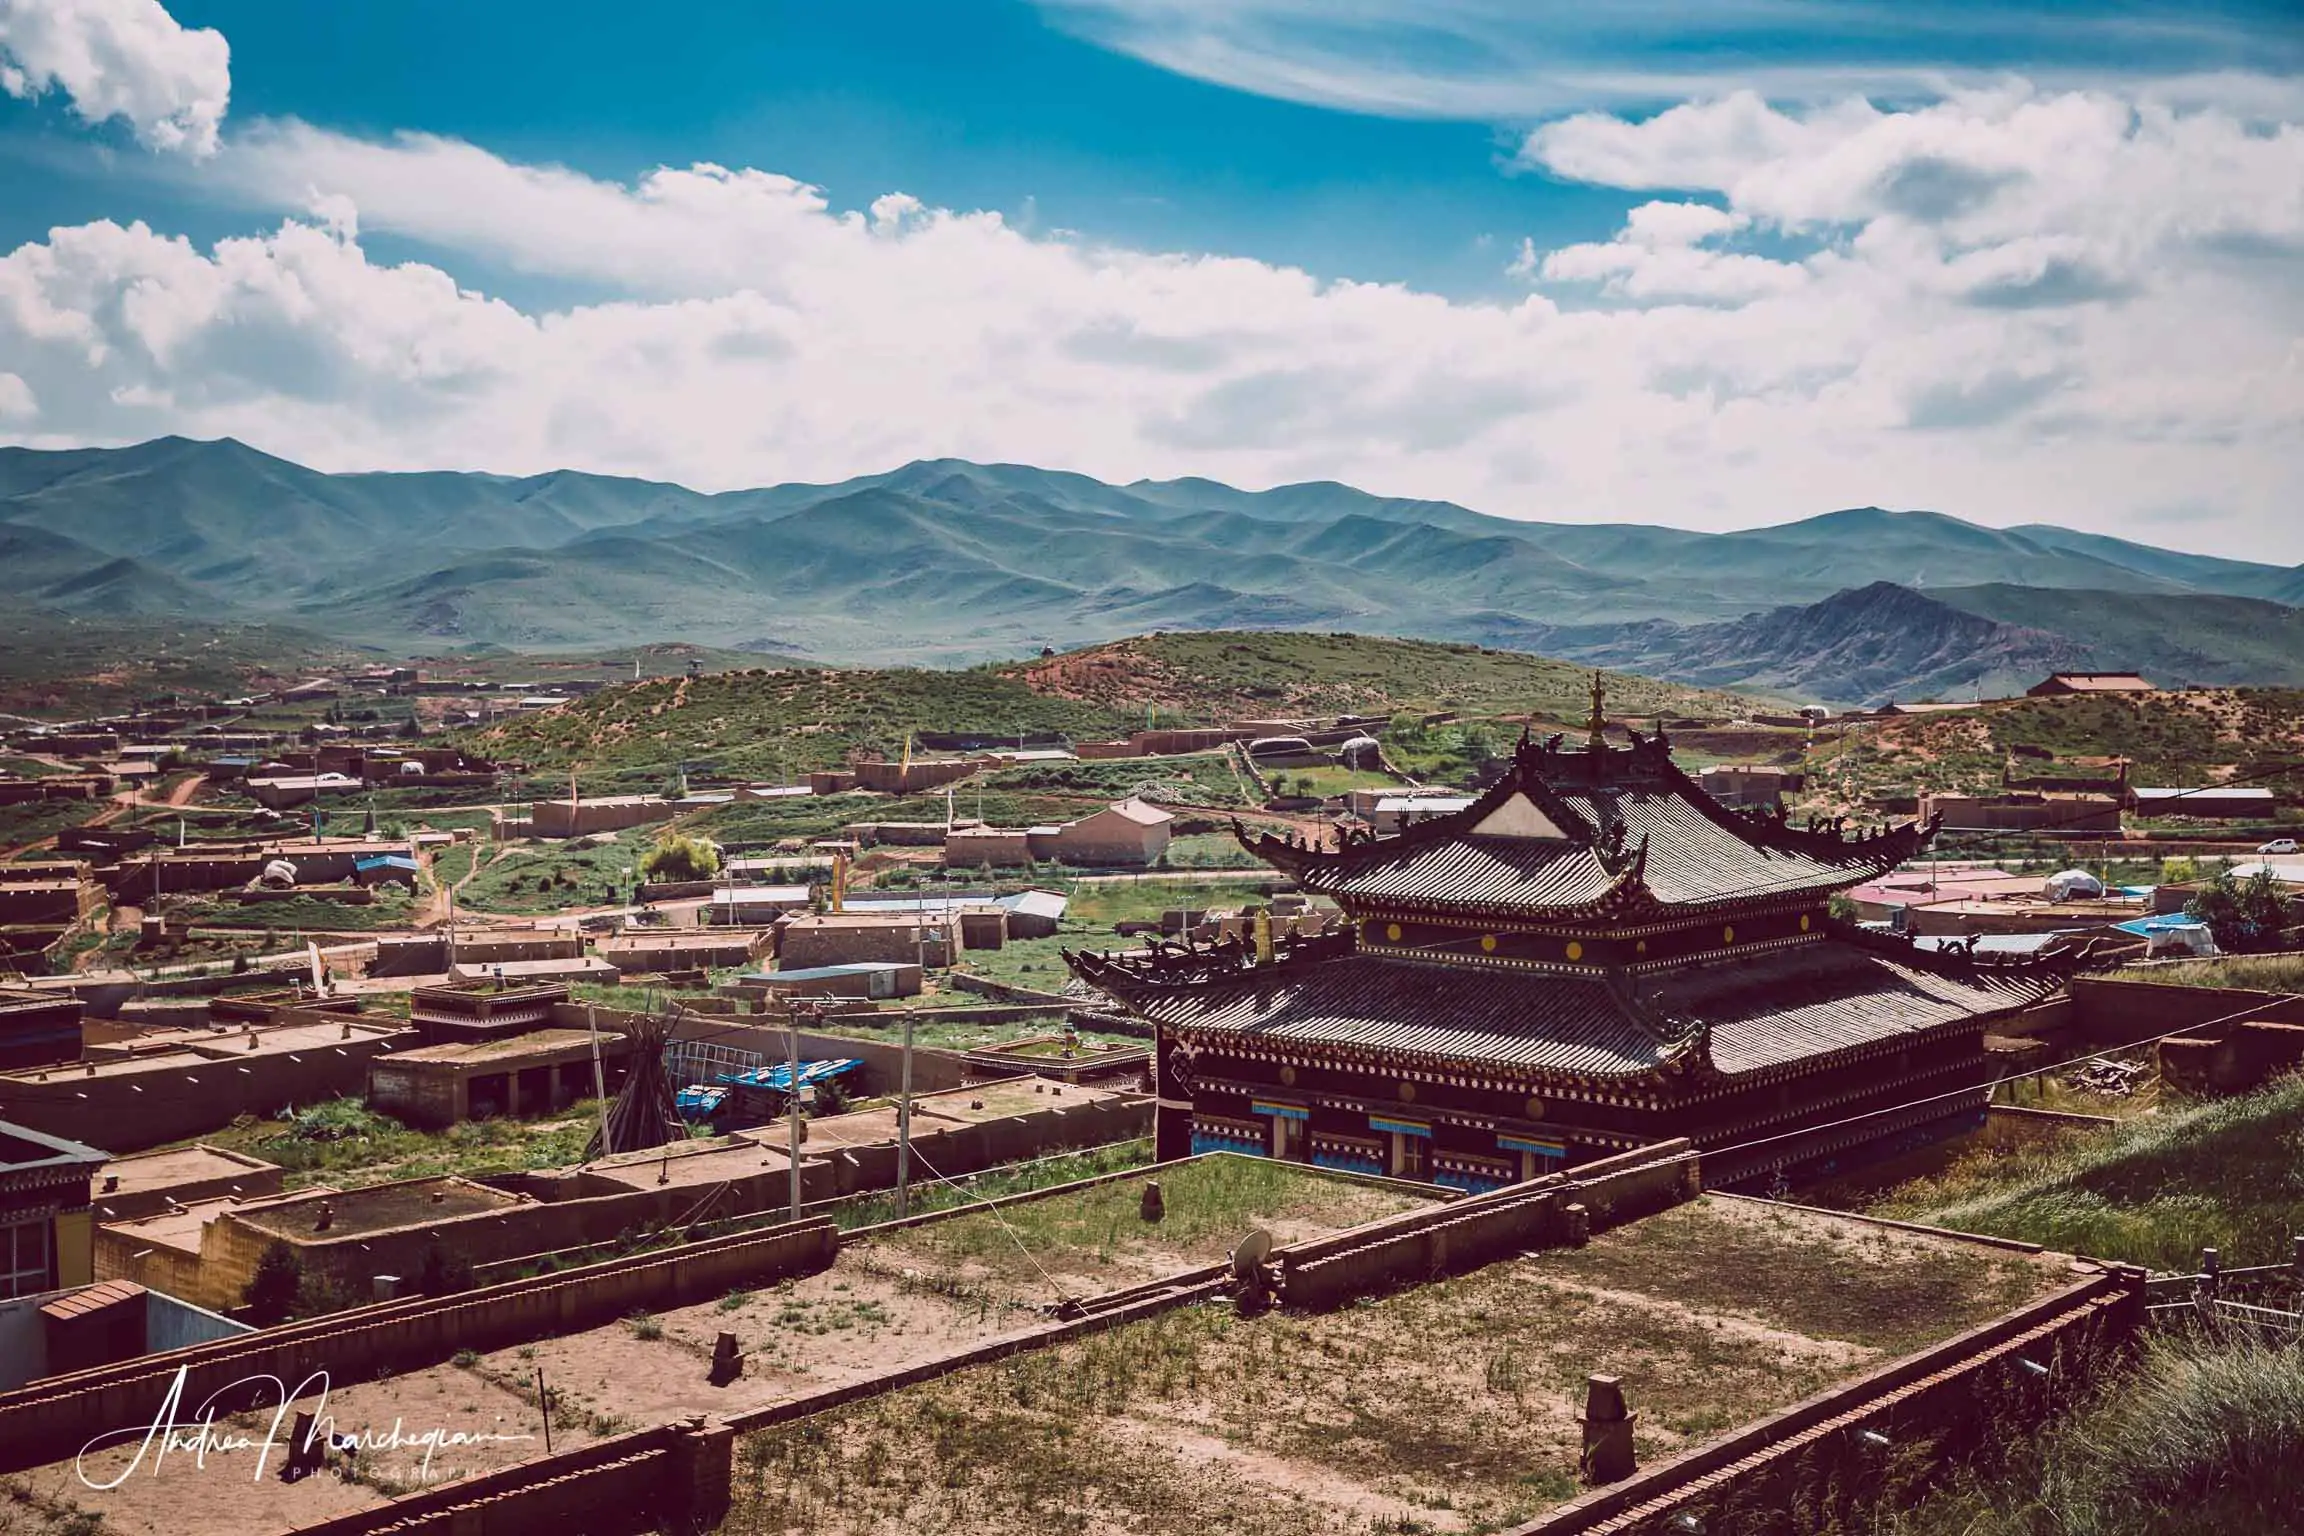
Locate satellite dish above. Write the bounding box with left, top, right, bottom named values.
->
left=1230, top=1228, right=1275, bottom=1283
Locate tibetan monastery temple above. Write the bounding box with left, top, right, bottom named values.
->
left=1068, top=715, right=2080, bottom=1192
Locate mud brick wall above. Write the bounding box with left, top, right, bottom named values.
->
left=0, top=1219, right=836, bottom=1474
left=287, top=1420, right=732, bottom=1536
left=2070, top=977, right=2304, bottom=1042
left=1510, top=1269, right=2144, bottom=1536
left=0, top=1027, right=415, bottom=1152
left=1278, top=1143, right=1700, bottom=1311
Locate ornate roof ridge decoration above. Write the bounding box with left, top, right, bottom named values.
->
left=1231, top=729, right=1603, bottom=875
left=1233, top=724, right=1932, bottom=891
left=1630, top=726, right=1940, bottom=866
left=1066, top=927, right=1359, bottom=997
left=1821, top=915, right=2102, bottom=979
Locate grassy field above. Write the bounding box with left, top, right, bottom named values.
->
left=1869, top=1076, right=2304, bottom=1271
left=184, top=890, right=418, bottom=933
left=979, top=752, right=1255, bottom=807
left=0, top=609, right=358, bottom=718
left=189, top=1096, right=608, bottom=1191
left=2107, top=954, right=2304, bottom=993
left=1797, top=688, right=2304, bottom=815
left=1064, top=876, right=1282, bottom=925
left=1270, top=763, right=1399, bottom=798
left=467, top=666, right=1137, bottom=781
left=1018, top=630, right=1761, bottom=724
left=0, top=798, right=103, bottom=853
left=854, top=1153, right=1421, bottom=1303
left=0, top=755, right=66, bottom=778
left=455, top=833, right=640, bottom=913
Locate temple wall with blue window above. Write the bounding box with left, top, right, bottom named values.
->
left=1433, top=1154, right=1518, bottom=1194
left=1190, top=1116, right=1266, bottom=1157
left=1310, top=1134, right=1384, bottom=1176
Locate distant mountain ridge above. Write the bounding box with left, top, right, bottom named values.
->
left=1, top=436, right=2298, bottom=705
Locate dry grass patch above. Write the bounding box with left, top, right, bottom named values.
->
left=859, top=1155, right=1430, bottom=1306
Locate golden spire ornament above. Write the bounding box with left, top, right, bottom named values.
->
left=1586, top=670, right=1607, bottom=752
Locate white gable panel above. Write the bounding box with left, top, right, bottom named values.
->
left=1469, top=793, right=1570, bottom=840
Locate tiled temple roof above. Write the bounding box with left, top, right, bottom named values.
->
left=1067, top=929, right=2072, bottom=1085
left=1242, top=727, right=1933, bottom=922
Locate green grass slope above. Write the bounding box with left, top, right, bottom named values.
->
left=1871, top=1075, right=2304, bottom=1271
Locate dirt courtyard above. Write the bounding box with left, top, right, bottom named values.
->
left=718, top=1197, right=2078, bottom=1536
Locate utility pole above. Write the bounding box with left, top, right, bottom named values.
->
left=786, top=1016, right=803, bottom=1223
left=896, top=1010, right=915, bottom=1218
left=586, top=1004, right=609, bottom=1155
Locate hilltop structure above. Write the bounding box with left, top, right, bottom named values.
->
left=1071, top=681, right=2081, bottom=1191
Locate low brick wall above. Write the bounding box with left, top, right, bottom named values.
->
left=943, top=972, right=1081, bottom=1008
left=0, top=1219, right=837, bottom=1474
left=2070, top=975, right=2304, bottom=1042
left=721, top=1276, right=1230, bottom=1438
left=1277, top=1142, right=1700, bottom=1311
left=287, top=1420, right=731, bottom=1536
left=1507, top=1268, right=2145, bottom=1535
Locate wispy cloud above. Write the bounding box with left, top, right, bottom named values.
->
left=1035, top=0, right=2303, bottom=119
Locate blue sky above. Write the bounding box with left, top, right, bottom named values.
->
left=0, top=0, right=2299, bottom=552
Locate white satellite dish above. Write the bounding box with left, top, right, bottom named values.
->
left=1230, top=1227, right=1275, bottom=1283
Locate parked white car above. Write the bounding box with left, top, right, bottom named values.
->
left=2257, top=838, right=2299, bottom=855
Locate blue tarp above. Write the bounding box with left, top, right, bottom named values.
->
left=674, top=1085, right=728, bottom=1116
left=716, top=1058, right=863, bottom=1091
left=355, top=855, right=421, bottom=872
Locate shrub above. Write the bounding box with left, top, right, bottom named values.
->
left=639, top=832, right=721, bottom=883
left=414, top=1237, right=476, bottom=1297
left=245, top=1241, right=304, bottom=1324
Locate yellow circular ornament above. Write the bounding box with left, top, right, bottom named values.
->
left=1524, top=1096, right=1547, bottom=1119
left=1722, top=925, right=1737, bottom=944
left=1278, top=1064, right=1298, bottom=1087
left=1384, top=923, right=1403, bottom=943
left=1480, top=934, right=1498, bottom=953
left=1799, top=913, right=1812, bottom=932
left=1565, top=940, right=1585, bottom=962
left=1397, top=1081, right=1417, bottom=1103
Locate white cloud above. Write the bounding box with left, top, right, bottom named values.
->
left=1534, top=197, right=1807, bottom=303
left=1, top=83, right=2300, bottom=557
left=0, top=0, right=228, bottom=155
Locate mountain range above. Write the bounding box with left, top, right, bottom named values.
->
left=4, top=435, right=2301, bottom=707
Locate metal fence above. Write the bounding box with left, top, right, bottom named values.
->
left=2142, top=1239, right=2304, bottom=1334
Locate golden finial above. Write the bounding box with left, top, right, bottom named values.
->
left=1586, top=670, right=1607, bottom=751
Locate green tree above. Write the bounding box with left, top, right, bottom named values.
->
left=2185, top=870, right=2291, bottom=953
left=245, top=1241, right=304, bottom=1324
left=2160, top=855, right=2200, bottom=885
left=638, top=832, right=721, bottom=883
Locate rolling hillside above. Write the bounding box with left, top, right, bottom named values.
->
left=4, top=438, right=2300, bottom=705
left=467, top=631, right=1758, bottom=780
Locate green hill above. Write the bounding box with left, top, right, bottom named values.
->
left=467, top=630, right=1758, bottom=784
left=8, top=441, right=2301, bottom=699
